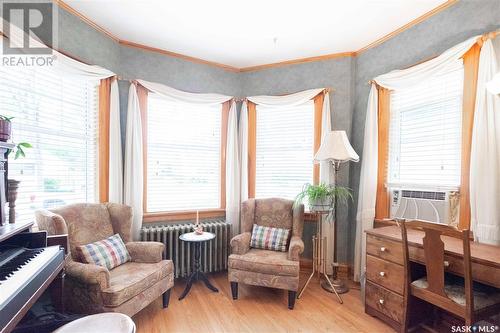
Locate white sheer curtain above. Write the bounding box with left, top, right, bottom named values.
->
left=354, top=84, right=379, bottom=283
left=247, top=88, right=324, bottom=107
left=137, top=79, right=232, bottom=105
left=319, top=92, right=335, bottom=274
left=470, top=39, right=500, bottom=245
left=353, top=35, right=481, bottom=284
left=375, top=36, right=480, bottom=89
left=124, top=84, right=144, bottom=240
left=239, top=101, right=249, bottom=202
left=226, top=101, right=241, bottom=236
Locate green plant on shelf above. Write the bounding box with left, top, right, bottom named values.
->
left=294, top=183, right=352, bottom=212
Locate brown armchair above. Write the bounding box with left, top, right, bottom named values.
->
left=35, top=203, right=174, bottom=317
left=228, top=198, right=304, bottom=309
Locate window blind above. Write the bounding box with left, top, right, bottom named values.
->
left=255, top=101, right=314, bottom=200
left=388, top=60, right=464, bottom=189
left=147, top=94, right=221, bottom=212
left=0, top=65, right=99, bottom=223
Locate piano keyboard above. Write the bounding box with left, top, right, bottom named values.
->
left=0, top=246, right=64, bottom=331
left=0, top=248, right=45, bottom=283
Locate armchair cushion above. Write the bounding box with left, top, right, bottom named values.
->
left=76, top=234, right=130, bottom=270
left=230, top=232, right=251, bottom=255
left=250, top=224, right=290, bottom=252
left=229, top=249, right=299, bottom=277
left=102, top=260, right=174, bottom=307
left=65, top=260, right=110, bottom=290
left=126, top=241, right=164, bottom=263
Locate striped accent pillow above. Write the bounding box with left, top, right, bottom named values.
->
left=76, top=234, right=130, bottom=270
left=250, top=224, right=290, bottom=252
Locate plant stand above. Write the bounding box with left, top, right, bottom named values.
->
left=297, top=210, right=343, bottom=303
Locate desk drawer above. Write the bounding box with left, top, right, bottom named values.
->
left=366, top=255, right=404, bottom=295
left=365, top=281, right=404, bottom=324
left=366, top=235, right=404, bottom=265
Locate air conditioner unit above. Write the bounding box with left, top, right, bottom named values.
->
left=389, top=188, right=459, bottom=225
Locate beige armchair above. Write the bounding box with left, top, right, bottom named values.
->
left=35, top=203, right=174, bottom=317
left=228, top=198, right=304, bottom=309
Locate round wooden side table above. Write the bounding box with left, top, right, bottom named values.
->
left=178, top=231, right=219, bottom=300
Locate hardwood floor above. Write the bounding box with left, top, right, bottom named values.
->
left=133, top=271, right=393, bottom=333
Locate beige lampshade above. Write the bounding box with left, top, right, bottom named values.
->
left=487, top=72, right=500, bottom=94
left=313, top=130, right=359, bottom=163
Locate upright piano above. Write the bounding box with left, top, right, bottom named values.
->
left=0, top=221, right=65, bottom=333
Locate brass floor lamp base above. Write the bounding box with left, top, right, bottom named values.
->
left=321, top=278, right=349, bottom=294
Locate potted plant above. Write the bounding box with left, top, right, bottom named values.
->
left=9, top=142, right=32, bottom=159
left=0, top=115, right=14, bottom=142
left=294, top=183, right=352, bottom=212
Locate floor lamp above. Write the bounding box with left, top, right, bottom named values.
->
left=313, top=131, right=359, bottom=294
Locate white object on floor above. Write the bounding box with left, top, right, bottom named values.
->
left=53, top=313, right=135, bottom=333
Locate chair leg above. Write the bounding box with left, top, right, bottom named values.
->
left=162, top=289, right=171, bottom=308
left=288, top=290, right=296, bottom=310
left=230, top=282, right=238, bottom=300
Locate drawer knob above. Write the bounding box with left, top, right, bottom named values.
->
left=379, top=271, right=386, bottom=277
left=444, top=261, right=450, bottom=267
left=380, top=247, right=387, bottom=252
left=379, top=299, right=385, bottom=305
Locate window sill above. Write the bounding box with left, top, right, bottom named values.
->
left=143, top=209, right=226, bottom=223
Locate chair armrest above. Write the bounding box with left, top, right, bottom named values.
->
left=230, top=232, right=251, bottom=255
left=34, top=209, right=68, bottom=235
left=288, top=236, right=304, bottom=261
left=65, top=260, right=110, bottom=289
left=126, top=241, right=164, bottom=263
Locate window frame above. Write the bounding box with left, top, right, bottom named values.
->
left=140, top=88, right=229, bottom=223
left=374, top=41, right=482, bottom=230
left=246, top=92, right=325, bottom=200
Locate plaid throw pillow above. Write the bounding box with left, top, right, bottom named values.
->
left=250, top=224, right=290, bottom=252
left=76, top=234, right=131, bottom=270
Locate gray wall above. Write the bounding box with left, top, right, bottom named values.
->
left=57, top=7, right=121, bottom=74
left=51, top=0, right=500, bottom=263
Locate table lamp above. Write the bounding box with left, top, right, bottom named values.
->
left=314, top=130, right=359, bottom=294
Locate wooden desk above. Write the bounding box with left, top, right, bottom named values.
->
left=364, top=226, right=500, bottom=330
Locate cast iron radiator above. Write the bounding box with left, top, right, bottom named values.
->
left=140, top=219, right=231, bottom=278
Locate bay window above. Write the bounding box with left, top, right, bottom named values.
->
left=143, top=93, right=228, bottom=220
left=0, top=65, right=99, bottom=223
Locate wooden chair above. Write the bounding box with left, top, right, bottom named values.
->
left=399, top=219, right=500, bottom=331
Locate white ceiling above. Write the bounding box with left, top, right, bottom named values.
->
left=64, top=0, right=448, bottom=68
